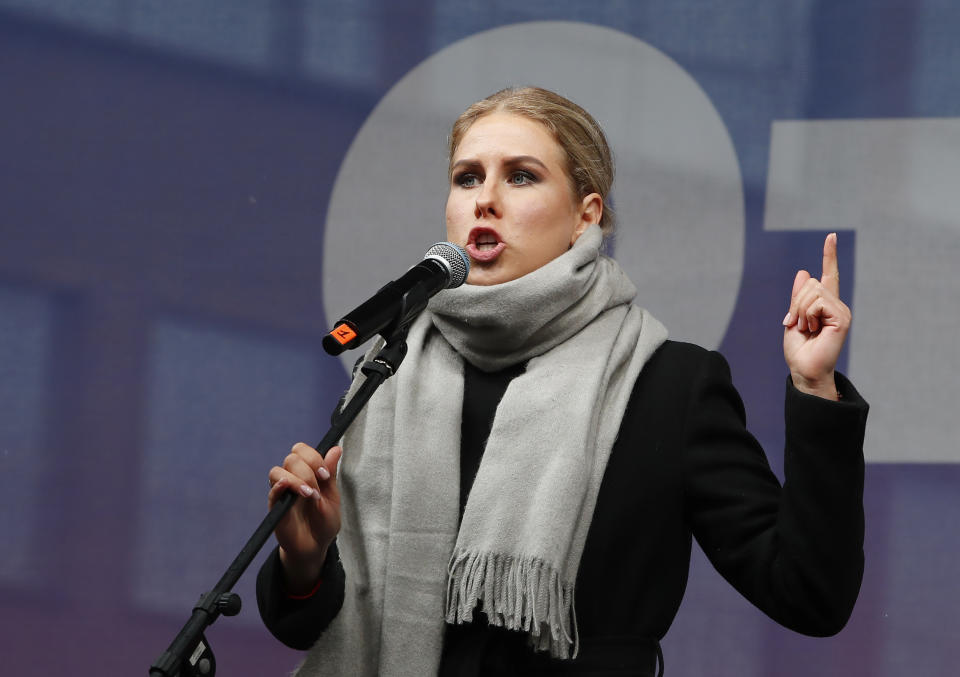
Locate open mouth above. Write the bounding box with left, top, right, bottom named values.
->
left=466, top=227, right=506, bottom=262
left=475, top=231, right=499, bottom=251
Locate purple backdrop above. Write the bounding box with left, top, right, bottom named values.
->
left=1, top=2, right=958, bottom=675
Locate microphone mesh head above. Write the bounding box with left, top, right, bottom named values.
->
left=424, top=242, right=470, bottom=288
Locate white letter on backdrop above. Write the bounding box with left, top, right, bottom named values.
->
left=765, top=118, right=960, bottom=462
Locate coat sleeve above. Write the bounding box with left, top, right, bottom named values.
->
left=256, top=541, right=346, bottom=650
left=682, top=350, right=868, bottom=636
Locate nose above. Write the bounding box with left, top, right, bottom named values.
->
left=474, top=181, right=499, bottom=219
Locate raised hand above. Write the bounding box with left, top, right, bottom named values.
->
left=268, top=443, right=343, bottom=594
left=782, top=233, right=851, bottom=400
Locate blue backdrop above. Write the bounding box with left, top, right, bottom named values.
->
left=1, top=2, right=958, bottom=675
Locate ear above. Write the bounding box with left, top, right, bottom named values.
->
left=571, top=192, right=603, bottom=244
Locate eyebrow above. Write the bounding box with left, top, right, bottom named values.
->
left=450, top=155, right=550, bottom=172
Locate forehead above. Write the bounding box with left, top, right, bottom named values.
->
left=454, top=112, right=563, bottom=164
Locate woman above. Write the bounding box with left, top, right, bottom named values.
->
left=258, top=87, right=868, bottom=677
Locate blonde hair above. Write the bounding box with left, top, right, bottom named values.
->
left=448, top=86, right=615, bottom=236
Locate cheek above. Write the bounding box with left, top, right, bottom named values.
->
left=444, top=198, right=464, bottom=236
left=515, top=197, right=577, bottom=247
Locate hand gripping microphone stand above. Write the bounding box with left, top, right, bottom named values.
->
left=149, top=243, right=468, bottom=676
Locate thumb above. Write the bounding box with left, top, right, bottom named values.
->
left=324, top=445, right=343, bottom=482
left=791, top=269, right=810, bottom=301
left=785, top=269, right=811, bottom=326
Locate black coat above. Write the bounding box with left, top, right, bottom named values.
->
left=258, top=341, right=868, bottom=676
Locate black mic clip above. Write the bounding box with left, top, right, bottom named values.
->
left=322, top=242, right=469, bottom=355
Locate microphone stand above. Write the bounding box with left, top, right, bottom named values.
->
left=148, top=322, right=411, bottom=676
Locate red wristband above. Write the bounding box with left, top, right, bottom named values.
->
left=287, top=576, right=324, bottom=600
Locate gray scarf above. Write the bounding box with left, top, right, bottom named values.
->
left=295, top=226, right=667, bottom=676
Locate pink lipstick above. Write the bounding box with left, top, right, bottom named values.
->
left=466, top=227, right=506, bottom=263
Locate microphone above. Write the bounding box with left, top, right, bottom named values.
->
left=322, top=242, right=470, bottom=355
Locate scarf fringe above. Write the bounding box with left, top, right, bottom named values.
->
left=445, top=549, right=579, bottom=659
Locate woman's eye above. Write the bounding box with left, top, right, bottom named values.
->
left=509, top=171, right=535, bottom=185
left=456, top=173, right=480, bottom=188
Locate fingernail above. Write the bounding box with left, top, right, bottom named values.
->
left=317, top=466, right=330, bottom=481
left=782, top=312, right=791, bottom=326
left=299, top=484, right=318, bottom=499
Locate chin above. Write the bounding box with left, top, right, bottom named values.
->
left=467, top=268, right=515, bottom=286
left=467, top=275, right=501, bottom=287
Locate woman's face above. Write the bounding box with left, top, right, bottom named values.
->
left=445, top=112, right=602, bottom=286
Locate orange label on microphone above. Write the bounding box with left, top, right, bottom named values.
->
left=329, top=324, right=357, bottom=345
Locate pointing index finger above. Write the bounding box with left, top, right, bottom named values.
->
left=821, top=232, right=840, bottom=296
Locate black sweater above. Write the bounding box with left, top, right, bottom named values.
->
left=257, top=341, right=868, bottom=676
